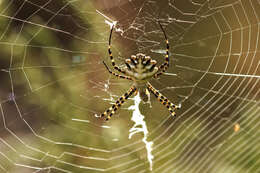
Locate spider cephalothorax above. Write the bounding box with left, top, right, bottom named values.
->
left=101, top=22, right=180, bottom=121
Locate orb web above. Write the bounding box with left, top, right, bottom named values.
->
left=0, top=0, right=259, bottom=173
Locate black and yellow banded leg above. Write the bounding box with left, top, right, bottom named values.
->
left=154, top=22, right=170, bottom=78
left=108, top=25, right=126, bottom=74
left=103, top=61, right=132, bottom=81
left=147, top=83, right=180, bottom=116
left=147, top=83, right=180, bottom=110
left=101, top=86, right=137, bottom=121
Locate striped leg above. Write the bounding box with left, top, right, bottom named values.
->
left=147, top=83, right=180, bottom=116
left=154, top=22, right=170, bottom=78
left=103, top=61, right=132, bottom=81
left=101, top=86, right=137, bottom=121
left=108, top=25, right=126, bottom=74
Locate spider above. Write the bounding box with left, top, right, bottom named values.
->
left=101, top=21, right=180, bottom=121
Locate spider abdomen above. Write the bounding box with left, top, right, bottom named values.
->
left=125, top=53, right=158, bottom=80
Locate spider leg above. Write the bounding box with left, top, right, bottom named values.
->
left=108, top=25, right=126, bottom=74
left=103, top=61, right=132, bottom=81
left=154, top=21, right=170, bottom=78
left=147, top=82, right=180, bottom=116
left=101, top=86, right=137, bottom=121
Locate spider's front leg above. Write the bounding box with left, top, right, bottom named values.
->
left=147, top=82, right=180, bottom=116
left=101, top=86, right=137, bottom=121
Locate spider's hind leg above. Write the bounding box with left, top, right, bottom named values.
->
left=154, top=21, right=170, bottom=78
left=108, top=25, right=126, bottom=74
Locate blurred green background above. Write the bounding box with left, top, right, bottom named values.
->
left=0, top=0, right=259, bottom=172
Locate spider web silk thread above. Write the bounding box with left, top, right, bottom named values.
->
left=128, top=93, right=154, bottom=171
